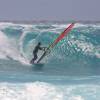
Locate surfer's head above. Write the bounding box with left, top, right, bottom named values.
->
left=38, top=42, right=41, bottom=46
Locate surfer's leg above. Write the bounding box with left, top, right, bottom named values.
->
left=31, top=54, right=37, bottom=63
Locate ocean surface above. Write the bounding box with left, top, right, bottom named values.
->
left=0, top=22, right=100, bottom=100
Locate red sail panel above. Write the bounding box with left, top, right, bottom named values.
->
left=52, top=23, right=75, bottom=47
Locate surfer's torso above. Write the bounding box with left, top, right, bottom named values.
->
left=33, top=45, right=42, bottom=54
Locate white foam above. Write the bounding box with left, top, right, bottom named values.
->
left=74, top=23, right=87, bottom=28
left=70, top=39, right=100, bottom=58
left=0, top=82, right=64, bottom=100
left=0, top=82, right=100, bottom=100
left=0, top=31, right=29, bottom=65
left=75, top=23, right=100, bottom=29
left=0, top=22, right=33, bottom=33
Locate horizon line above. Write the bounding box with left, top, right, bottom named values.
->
left=0, top=20, right=100, bottom=24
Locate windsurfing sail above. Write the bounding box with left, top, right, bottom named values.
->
left=36, top=23, right=75, bottom=63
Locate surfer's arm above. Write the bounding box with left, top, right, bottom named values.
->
left=39, top=47, right=43, bottom=50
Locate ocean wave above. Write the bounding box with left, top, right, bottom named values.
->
left=0, top=22, right=99, bottom=67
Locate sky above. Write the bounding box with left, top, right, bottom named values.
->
left=0, top=0, right=100, bottom=21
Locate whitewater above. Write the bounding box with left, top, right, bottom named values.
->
left=0, top=22, right=100, bottom=100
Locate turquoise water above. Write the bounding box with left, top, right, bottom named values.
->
left=0, top=22, right=100, bottom=100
